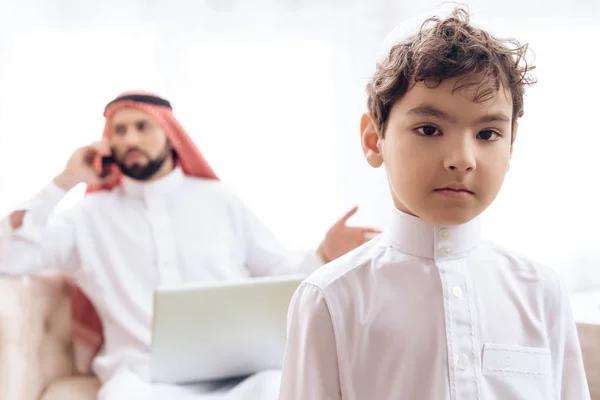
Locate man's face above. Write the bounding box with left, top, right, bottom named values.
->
left=361, top=76, right=515, bottom=226
left=109, top=108, right=172, bottom=181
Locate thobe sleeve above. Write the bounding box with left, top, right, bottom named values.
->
left=547, top=273, right=591, bottom=399
left=279, top=282, right=342, bottom=400
left=0, top=182, right=79, bottom=275
left=229, top=193, right=323, bottom=277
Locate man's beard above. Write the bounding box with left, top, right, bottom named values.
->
left=115, top=146, right=170, bottom=181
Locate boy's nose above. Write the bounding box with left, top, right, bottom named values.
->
left=444, top=142, right=476, bottom=172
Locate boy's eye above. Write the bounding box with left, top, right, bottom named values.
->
left=477, top=130, right=500, bottom=141
left=416, top=125, right=441, bottom=136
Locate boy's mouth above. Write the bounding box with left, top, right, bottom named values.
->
left=434, top=184, right=475, bottom=197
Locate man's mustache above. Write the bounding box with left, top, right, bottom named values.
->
left=121, top=148, right=151, bottom=160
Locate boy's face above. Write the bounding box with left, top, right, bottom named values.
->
left=361, top=76, right=514, bottom=226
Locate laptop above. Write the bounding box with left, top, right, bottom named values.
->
left=149, top=274, right=303, bottom=384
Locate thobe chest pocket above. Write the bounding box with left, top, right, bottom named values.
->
left=482, top=342, right=553, bottom=399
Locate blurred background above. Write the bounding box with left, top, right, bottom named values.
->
left=0, top=0, right=598, bottom=289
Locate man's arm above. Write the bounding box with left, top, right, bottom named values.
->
left=548, top=273, right=591, bottom=399
left=1, top=140, right=119, bottom=276
left=229, top=193, right=379, bottom=277
left=0, top=180, right=78, bottom=275
left=279, top=282, right=342, bottom=399
left=226, top=192, right=321, bottom=277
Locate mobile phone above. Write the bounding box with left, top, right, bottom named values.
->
left=100, top=153, right=116, bottom=178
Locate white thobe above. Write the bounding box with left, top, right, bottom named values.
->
left=0, top=167, right=322, bottom=399
left=279, top=208, right=590, bottom=400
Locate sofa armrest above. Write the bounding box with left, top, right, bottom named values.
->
left=0, top=274, right=75, bottom=400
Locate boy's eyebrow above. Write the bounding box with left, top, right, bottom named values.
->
left=477, top=113, right=511, bottom=124
left=407, top=104, right=510, bottom=124
left=407, top=105, right=457, bottom=123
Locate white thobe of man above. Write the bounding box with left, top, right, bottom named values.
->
left=0, top=97, right=378, bottom=400
left=1, top=168, right=310, bottom=399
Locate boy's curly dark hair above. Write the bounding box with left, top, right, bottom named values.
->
left=367, top=7, right=536, bottom=137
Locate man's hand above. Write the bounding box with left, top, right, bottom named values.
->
left=318, top=206, right=381, bottom=263
left=54, top=140, right=118, bottom=191
left=9, top=141, right=119, bottom=230
left=9, top=210, right=26, bottom=230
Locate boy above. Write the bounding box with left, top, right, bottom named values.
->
left=279, top=7, right=590, bottom=400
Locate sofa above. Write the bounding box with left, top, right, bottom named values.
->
left=0, top=275, right=99, bottom=400
left=0, top=274, right=599, bottom=400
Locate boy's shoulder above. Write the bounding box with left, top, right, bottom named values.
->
left=302, top=238, right=567, bottom=305
left=304, top=235, right=386, bottom=290
left=482, top=240, right=566, bottom=296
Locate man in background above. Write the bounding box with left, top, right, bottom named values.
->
left=0, top=91, right=379, bottom=399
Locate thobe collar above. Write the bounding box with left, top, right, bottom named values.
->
left=382, top=208, right=481, bottom=260
left=121, top=166, right=184, bottom=199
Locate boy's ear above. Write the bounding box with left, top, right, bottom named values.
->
left=361, top=113, right=384, bottom=168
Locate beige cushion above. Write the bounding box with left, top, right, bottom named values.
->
left=0, top=275, right=76, bottom=400
left=0, top=276, right=38, bottom=400
left=38, top=279, right=76, bottom=383
left=40, top=376, right=100, bottom=400
left=577, top=323, right=600, bottom=399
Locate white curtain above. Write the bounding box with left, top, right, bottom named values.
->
left=1, top=0, right=598, bottom=289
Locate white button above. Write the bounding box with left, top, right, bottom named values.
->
left=452, top=286, right=463, bottom=298
left=438, top=229, right=450, bottom=240
left=441, top=245, right=452, bottom=255
left=456, top=355, right=469, bottom=370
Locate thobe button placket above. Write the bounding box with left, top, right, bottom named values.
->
left=145, top=195, right=179, bottom=285
left=438, top=228, right=450, bottom=240
left=452, top=285, right=463, bottom=298
left=456, top=355, right=469, bottom=371
left=436, top=235, right=480, bottom=397
left=441, top=245, right=452, bottom=255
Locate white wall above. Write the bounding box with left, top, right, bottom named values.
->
left=0, top=0, right=598, bottom=288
